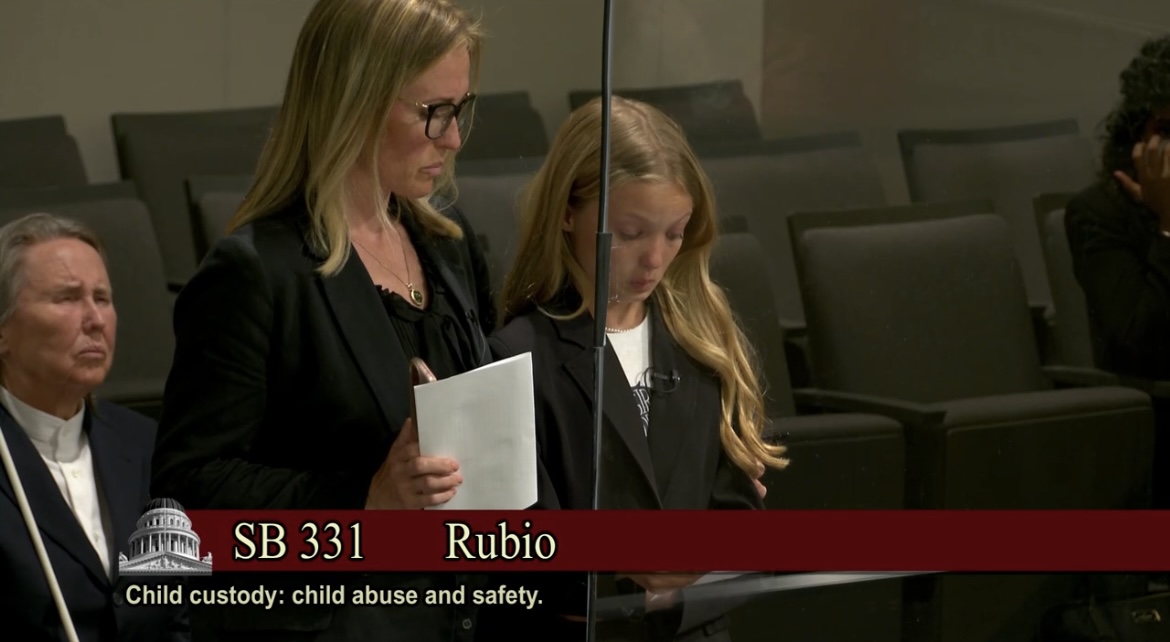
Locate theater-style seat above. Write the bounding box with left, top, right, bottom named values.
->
left=453, top=156, right=543, bottom=294
left=0, top=114, right=68, bottom=139
left=111, top=106, right=276, bottom=288
left=897, top=119, right=1095, bottom=312
left=195, top=192, right=245, bottom=261
left=0, top=115, right=87, bottom=190
left=1030, top=193, right=1088, bottom=368
left=711, top=231, right=905, bottom=642
left=787, top=202, right=1154, bottom=642
left=0, top=197, right=174, bottom=419
left=710, top=231, right=906, bottom=507
left=0, top=181, right=138, bottom=212
left=459, top=91, right=549, bottom=161
left=700, top=132, right=887, bottom=330
left=185, top=175, right=253, bottom=260
left=569, top=80, right=761, bottom=145
left=789, top=203, right=1153, bottom=507
left=110, top=105, right=277, bottom=165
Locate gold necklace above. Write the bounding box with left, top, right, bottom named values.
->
left=352, top=226, right=425, bottom=308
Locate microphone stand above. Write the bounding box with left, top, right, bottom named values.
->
left=586, top=0, right=617, bottom=640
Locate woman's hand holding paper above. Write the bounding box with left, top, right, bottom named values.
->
left=364, top=418, right=463, bottom=509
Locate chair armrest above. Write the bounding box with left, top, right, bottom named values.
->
left=792, top=387, right=943, bottom=427
left=1029, top=302, right=1057, bottom=364
left=1041, top=365, right=1121, bottom=387
left=783, top=335, right=811, bottom=389
left=779, top=318, right=805, bottom=338
left=1116, top=375, right=1170, bottom=398
left=761, top=416, right=784, bottom=442
left=1042, top=364, right=1170, bottom=397
left=1029, top=301, right=1053, bottom=323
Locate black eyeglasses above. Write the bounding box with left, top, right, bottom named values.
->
left=404, top=93, right=476, bottom=141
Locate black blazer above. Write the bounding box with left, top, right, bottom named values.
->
left=1066, top=181, right=1170, bottom=379
left=150, top=201, right=493, bottom=641
left=0, top=399, right=188, bottom=642
left=486, top=300, right=760, bottom=642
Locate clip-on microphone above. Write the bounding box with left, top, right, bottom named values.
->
left=647, top=369, right=680, bottom=394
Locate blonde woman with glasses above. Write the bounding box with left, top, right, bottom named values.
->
left=151, top=1, right=494, bottom=640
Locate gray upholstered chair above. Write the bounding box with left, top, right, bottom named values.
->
left=459, top=91, right=549, bottom=161
left=195, top=192, right=245, bottom=262
left=0, top=115, right=87, bottom=190
left=790, top=201, right=1155, bottom=640
left=897, top=119, right=1096, bottom=313
left=0, top=114, right=68, bottom=139
left=712, top=231, right=905, bottom=642
left=185, top=175, right=253, bottom=261
left=788, top=202, right=1153, bottom=508
left=1032, top=193, right=1091, bottom=368
left=0, top=197, right=173, bottom=419
left=110, top=105, right=277, bottom=164
left=787, top=201, right=1155, bottom=642
left=453, top=156, right=544, bottom=294
left=111, top=107, right=276, bottom=288
left=0, top=181, right=138, bottom=212
left=569, top=79, right=761, bottom=145
left=0, top=130, right=86, bottom=189
left=710, top=231, right=906, bottom=506
left=701, top=132, right=887, bottom=331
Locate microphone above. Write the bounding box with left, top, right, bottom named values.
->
left=646, top=368, right=680, bottom=394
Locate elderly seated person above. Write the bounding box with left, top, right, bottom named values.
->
left=0, top=213, right=187, bottom=641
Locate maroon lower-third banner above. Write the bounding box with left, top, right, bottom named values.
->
left=166, top=510, right=1170, bottom=573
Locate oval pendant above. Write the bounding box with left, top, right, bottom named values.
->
left=410, top=287, right=424, bottom=307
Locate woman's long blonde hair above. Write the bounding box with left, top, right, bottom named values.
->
left=500, top=96, right=788, bottom=476
left=230, top=0, right=482, bottom=275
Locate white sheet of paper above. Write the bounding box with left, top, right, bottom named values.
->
left=414, top=352, right=537, bottom=510
left=690, top=572, right=747, bottom=586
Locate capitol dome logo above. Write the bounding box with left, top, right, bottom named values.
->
left=118, top=498, right=212, bottom=576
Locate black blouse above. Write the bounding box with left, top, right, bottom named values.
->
left=376, top=214, right=478, bottom=380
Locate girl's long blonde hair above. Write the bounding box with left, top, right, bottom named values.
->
left=230, top=0, right=482, bottom=274
left=500, top=96, right=788, bottom=476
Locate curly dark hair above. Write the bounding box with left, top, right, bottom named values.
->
left=1100, top=35, right=1170, bottom=183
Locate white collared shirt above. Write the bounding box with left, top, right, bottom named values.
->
left=0, top=386, right=112, bottom=578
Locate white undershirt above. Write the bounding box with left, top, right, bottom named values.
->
left=607, top=315, right=653, bottom=437
left=0, top=386, right=112, bottom=578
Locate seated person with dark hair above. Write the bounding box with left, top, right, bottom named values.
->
left=1067, top=34, right=1170, bottom=380
left=1067, top=35, right=1170, bottom=509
